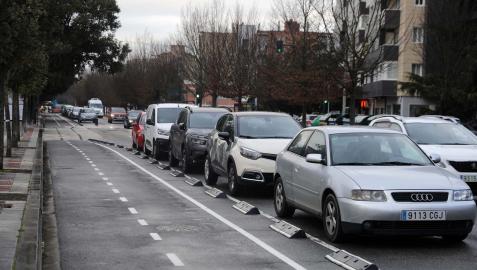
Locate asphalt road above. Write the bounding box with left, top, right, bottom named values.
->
left=46, top=114, right=477, bottom=270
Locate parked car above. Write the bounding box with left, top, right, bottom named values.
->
left=204, top=112, right=302, bottom=195
left=51, top=104, right=62, bottom=113
left=78, top=108, right=98, bottom=123
left=71, top=107, right=81, bottom=119
left=107, top=107, right=127, bottom=123
left=369, top=116, right=477, bottom=198
left=124, top=110, right=142, bottom=129
left=306, top=114, right=318, bottom=127
left=61, top=105, right=73, bottom=116
left=169, top=107, right=228, bottom=172
left=144, top=103, right=197, bottom=156
left=275, top=126, right=476, bottom=242
left=132, top=112, right=146, bottom=150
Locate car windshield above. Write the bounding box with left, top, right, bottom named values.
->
left=405, top=123, right=477, bottom=145
left=330, top=133, right=432, bottom=166
left=157, top=108, right=182, bottom=123
left=237, top=115, right=301, bottom=139
left=89, top=103, right=102, bottom=108
left=128, top=111, right=141, bottom=118
left=111, top=107, right=126, bottom=113
left=82, top=108, right=95, bottom=113
left=190, top=112, right=226, bottom=129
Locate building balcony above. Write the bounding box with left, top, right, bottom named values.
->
left=382, top=10, right=400, bottom=30
left=381, top=44, right=398, bottom=61
left=362, top=80, right=397, bottom=98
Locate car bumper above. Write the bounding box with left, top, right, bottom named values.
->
left=339, top=198, right=476, bottom=235
left=235, top=155, right=276, bottom=186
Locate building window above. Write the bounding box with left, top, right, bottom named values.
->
left=412, top=64, right=423, bottom=76
left=415, top=0, right=425, bottom=6
left=412, top=27, right=424, bottom=43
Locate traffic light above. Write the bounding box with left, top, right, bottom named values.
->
left=196, top=94, right=200, bottom=105
left=276, top=40, right=284, bottom=53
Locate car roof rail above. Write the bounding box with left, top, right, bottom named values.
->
left=371, top=114, right=403, bottom=122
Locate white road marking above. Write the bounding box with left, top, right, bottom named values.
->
left=94, top=168, right=100, bottom=171
left=112, top=188, right=120, bottom=194
left=98, top=172, right=104, bottom=176
left=91, top=164, right=96, bottom=167
left=88, top=160, right=92, bottom=163
left=102, top=177, right=109, bottom=181
left=97, top=144, right=307, bottom=270
left=137, top=219, right=148, bottom=226
left=166, top=253, right=184, bottom=266
left=128, top=207, right=138, bottom=214
left=150, top=233, right=162, bottom=241
left=106, top=182, right=113, bottom=186
left=119, top=197, right=128, bottom=202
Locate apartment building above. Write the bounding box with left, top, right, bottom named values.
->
left=360, top=0, right=433, bottom=116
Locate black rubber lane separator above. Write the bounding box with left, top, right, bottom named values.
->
left=205, top=188, right=226, bottom=198
left=149, top=159, right=159, bottom=164
left=157, top=162, right=171, bottom=170
left=170, top=169, right=184, bottom=177
left=184, top=177, right=202, bottom=187
left=269, top=220, right=306, bottom=239
left=326, top=250, right=378, bottom=270
left=233, top=201, right=260, bottom=215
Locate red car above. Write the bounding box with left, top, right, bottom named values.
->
left=132, top=112, right=146, bottom=150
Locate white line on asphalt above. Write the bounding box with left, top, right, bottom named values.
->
left=106, top=182, right=113, bottom=186
left=166, top=253, right=184, bottom=267
left=119, top=197, right=128, bottom=202
left=150, top=233, right=162, bottom=241
left=137, top=219, right=148, bottom=226
left=112, top=188, right=120, bottom=194
left=88, top=160, right=92, bottom=163
left=102, top=177, right=109, bottom=181
left=91, top=164, right=96, bottom=167
left=96, top=144, right=307, bottom=270
left=94, top=168, right=100, bottom=171
left=98, top=172, right=104, bottom=176
left=128, top=207, right=138, bottom=214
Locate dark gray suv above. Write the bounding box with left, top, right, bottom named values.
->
left=169, top=107, right=228, bottom=173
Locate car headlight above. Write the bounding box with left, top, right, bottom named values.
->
left=351, top=190, right=387, bottom=202
left=129, top=119, right=134, bottom=123
left=453, top=189, right=473, bottom=201
left=157, top=129, right=170, bottom=136
left=240, top=146, right=262, bottom=160
left=190, top=135, right=207, bottom=145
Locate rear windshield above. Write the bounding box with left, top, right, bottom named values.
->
left=82, top=108, right=96, bottom=113
left=111, top=107, right=126, bottom=113
left=190, top=112, right=227, bottom=129
left=157, top=108, right=182, bottom=123
left=128, top=111, right=141, bottom=118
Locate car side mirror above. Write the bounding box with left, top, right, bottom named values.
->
left=429, top=153, right=441, bottom=164
left=146, top=119, right=153, bottom=126
left=306, top=154, right=324, bottom=164
left=218, top=132, right=230, bottom=141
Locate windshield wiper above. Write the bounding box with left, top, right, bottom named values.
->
left=240, top=135, right=258, bottom=139
left=371, top=161, right=425, bottom=166
left=334, top=162, right=374, bottom=166
left=260, top=136, right=292, bottom=139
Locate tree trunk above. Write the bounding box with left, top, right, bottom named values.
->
left=301, top=102, right=307, bottom=127
left=4, top=90, right=11, bottom=157
left=0, top=72, right=6, bottom=169
left=211, top=90, right=218, bottom=107
left=349, top=86, right=357, bottom=125
left=23, top=95, right=30, bottom=128
left=12, top=89, right=19, bottom=147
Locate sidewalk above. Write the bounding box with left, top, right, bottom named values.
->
left=0, top=126, right=41, bottom=270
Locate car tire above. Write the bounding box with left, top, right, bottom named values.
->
left=152, top=141, right=161, bottom=160
left=143, top=143, right=151, bottom=155
left=181, top=147, right=192, bottom=173
left=442, top=234, right=469, bottom=243
left=323, top=193, right=346, bottom=243
left=227, top=161, right=241, bottom=195
left=204, top=154, right=218, bottom=185
left=274, top=177, right=295, bottom=218
left=169, top=144, right=179, bottom=167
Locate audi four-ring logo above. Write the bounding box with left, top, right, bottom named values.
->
left=411, top=193, right=434, bottom=202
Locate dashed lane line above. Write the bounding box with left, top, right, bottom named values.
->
left=150, top=233, right=162, bottom=241
left=106, top=182, right=113, bottom=186
left=102, top=177, right=109, bottom=181
left=128, top=207, right=138, bottom=214
left=166, top=253, right=185, bottom=267
left=98, top=172, right=104, bottom=176
left=112, top=189, right=120, bottom=194
left=137, top=219, right=148, bottom=226
left=119, top=197, right=128, bottom=202
left=96, top=143, right=307, bottom=270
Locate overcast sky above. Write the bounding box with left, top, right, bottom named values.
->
left=115, top=0, right=275, bottom=45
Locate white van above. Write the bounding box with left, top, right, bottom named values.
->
left=144, top=103, right=197, bottom=159
left=87, top=98, right=104, bottom=118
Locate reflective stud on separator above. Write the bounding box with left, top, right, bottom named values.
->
left=269, top=220, right=306, bottom=239
left=325, top=250, right=378, bottom=270
left=205, top=187, right=226, bottom=198
left=233, top=201, right=259, bottom=215
left=170, top=170, right=184, bottom=177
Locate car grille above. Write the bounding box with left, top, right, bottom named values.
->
left=261, top=153, right=277, bottom=161
left=367, top=220, right=472, bottom=231
left=448, top=161, right=477, bottom=172
left=391, top=192, right=448, bottom=202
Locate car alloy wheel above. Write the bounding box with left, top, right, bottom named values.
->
left=325, top=201, right=337, bottom=236
left=227, top=162, right=240, bottom=195
left=274, top=177, right=294, bottom=218
left=275, top=182, right=284, bottom=212
left=204, top=155, right=218, bottom=185
left=323, top=194, right=345, bottom=242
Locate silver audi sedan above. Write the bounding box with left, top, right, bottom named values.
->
left=274, top=126, right=476, bottom=242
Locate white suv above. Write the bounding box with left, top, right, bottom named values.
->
left=204, top=112, right=302, bottom=195
left=369, top=116, right=477, bottom=199
left=144, top=103, right=197, bottom=159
